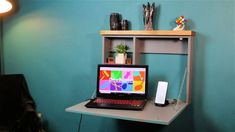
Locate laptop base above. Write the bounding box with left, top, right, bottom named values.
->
left=85, top=98, right=147, bottom=110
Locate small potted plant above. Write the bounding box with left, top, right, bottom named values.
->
left=114, top=43, right=129, bottom=64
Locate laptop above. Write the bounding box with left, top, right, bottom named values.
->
left=85, top=64, right=148, bottom=110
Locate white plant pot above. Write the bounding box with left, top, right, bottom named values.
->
left=115, top=53, right=127, bottom=64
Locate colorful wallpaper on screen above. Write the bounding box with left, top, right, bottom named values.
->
left=99, top=69, right=145, bottom=93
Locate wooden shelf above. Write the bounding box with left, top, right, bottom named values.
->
left=66, top=100, right=188, bottom=125
left=100, top=30, right=195, bottom=36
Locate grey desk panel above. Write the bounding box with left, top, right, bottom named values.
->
left=66, top=100, right=187, bottom=125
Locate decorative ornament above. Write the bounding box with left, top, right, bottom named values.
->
left=143, top=2, right=155, bottom=30
left=173, top=16, right=188, bottom=31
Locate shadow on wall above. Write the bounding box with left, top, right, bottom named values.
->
left=154, top=4, right=160, bottom=30
left=192, top=33, right=221, bottom=132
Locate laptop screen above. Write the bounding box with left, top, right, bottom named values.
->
left=97, top=64, right=148, bottom=99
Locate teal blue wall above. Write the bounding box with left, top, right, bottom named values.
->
left=3, top=0, right=235, bottom=132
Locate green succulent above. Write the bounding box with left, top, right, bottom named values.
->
left=114, top=43, right=129, bottom=54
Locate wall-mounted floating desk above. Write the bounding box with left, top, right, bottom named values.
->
left=66, top=100, right=187, bottom=125
left=66, top=30, right=195, bottom=125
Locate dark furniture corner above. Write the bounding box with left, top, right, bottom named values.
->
left=0, top=74, right=45, bottom=132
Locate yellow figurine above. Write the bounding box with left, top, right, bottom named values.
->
left=173, top=16, right=188, bottom=30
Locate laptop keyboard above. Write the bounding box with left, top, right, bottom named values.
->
left=93, top=99, right=144, bottom=106
left=85, top=98, right=147, bottom=110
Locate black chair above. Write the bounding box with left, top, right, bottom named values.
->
left=0, top=74, right=45, bottom=132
